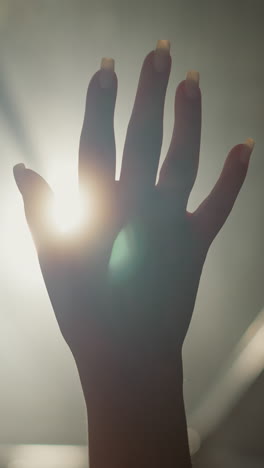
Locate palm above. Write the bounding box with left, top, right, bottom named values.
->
left=37, top=183, right=201, bottom=372
left=14, top=44, right=252, bottom=390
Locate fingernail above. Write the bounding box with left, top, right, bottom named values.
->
left=240, top=138, right=255, bottom=164
left=185, top=70, right=200, bottom=98
left=13, top=163, right=26, bottom=191
left=13, top=163, right=26, bottom=179
left=99, top=58, right=115, bottom=88
left=154, top=39, right=170, bottom=72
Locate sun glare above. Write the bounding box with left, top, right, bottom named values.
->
left=47, top=162, right=87, bottom=234
left=52, top=191, right=84, bottom=233
left=3, top=162, right=90, bottom=291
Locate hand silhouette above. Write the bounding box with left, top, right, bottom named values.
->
left=13, top=41, right=254, bottom=467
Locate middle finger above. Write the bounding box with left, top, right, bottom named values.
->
left=120, top=41, right=171, bottom=193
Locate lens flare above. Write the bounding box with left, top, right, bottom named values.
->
left=51, top=191, right=85, bottom=233
left=47, top=162, right=88, bottom=233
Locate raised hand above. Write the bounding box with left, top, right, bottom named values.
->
left=13, top=41, right=254, bottom=468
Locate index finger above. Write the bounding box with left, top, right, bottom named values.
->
left=120, top=41, right=171, bottom=192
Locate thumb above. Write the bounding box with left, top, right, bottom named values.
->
left=13, top=163, right=54, bottom=250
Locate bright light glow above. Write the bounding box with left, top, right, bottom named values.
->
left=2, top=161, right=89, bottom=291
left=51, top=191, right=85, bottom=233
left=47, top=162, right=87, bottom=233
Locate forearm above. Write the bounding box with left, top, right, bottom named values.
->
left=79, top=358, right=192, bottom=468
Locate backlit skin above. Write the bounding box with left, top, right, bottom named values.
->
left=14, top=45, right=253, bottom=467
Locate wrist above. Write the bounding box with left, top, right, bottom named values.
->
left=80, top=356, right=191, bottom=468
left=87, top=388, right=191, bottom=468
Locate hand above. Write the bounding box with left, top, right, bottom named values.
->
left=13, top=41, right=254, bottom=467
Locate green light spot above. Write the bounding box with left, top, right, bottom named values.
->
left=109, top=228, right=131, bottom=272
left=109, top=223, right=146, bottom=281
